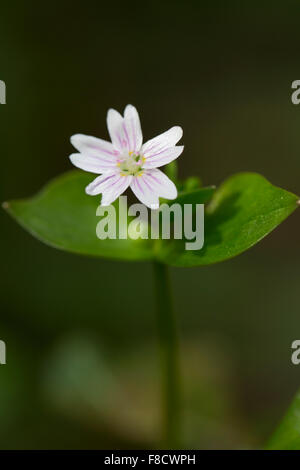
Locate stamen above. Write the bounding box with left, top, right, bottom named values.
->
left=118, top=151, right=145, bottom=176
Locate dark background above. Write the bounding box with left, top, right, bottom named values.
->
left=1, top=0, right=300, bottom=449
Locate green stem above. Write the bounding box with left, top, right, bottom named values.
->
left=153, top=261, right=181, bottom=449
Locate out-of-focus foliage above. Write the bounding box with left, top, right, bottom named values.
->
left=267, top=389, right=300, bottom=449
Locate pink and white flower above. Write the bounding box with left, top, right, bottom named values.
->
left=69, top=105, right=184, bottom=209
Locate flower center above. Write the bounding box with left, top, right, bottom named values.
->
left=118, top=152, right=145, bottom=176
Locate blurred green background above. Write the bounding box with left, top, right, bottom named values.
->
left=1, top=0, right=300, bottom=449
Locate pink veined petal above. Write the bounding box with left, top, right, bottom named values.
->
left=123, top=104, right=143, bottom=153
left=107, top=108, right=128, bottom=152
left=70, top=153, right=118, bottom=174
left=130, top=175, right=160, bottom=209
left=130, top=169, right=177, bottom=209
left=71, top=134, right=119, bottom=158
left=85, top=172, right=120, bottom=196
left=70, top=134, right=119, bottom=174
left=143, top=168, right=177, bottom=199
left=101, top=175, right=132, bottom=206
left=143, top=145, right=184, bottom=169
left=85, top=172, right=132, bottom=206
left=141, top=126, right=183, bottom=158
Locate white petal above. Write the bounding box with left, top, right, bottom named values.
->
left=85, top=172, right=119, bottom=195
left=85, top=172, right=132, bottom=206
left=71, top=134, right=118, bottom=158
left=130, top=169, right=177, bottom=209
left=101, top=175, right=132, bottom=206
left=70, top=134, right=119, bottom=173
left=123, top=104, right=143, bottom=153
left=141, top=126, right=183, bottom=158
left=106, top=108, right=128, bottom=152
left=145, top=168, right=177, bottom=199
left=143, top=146, right=184, bottom=169
left=130, top=176, right=160, bottom=209
left=70, top=153, right=118, bottom=174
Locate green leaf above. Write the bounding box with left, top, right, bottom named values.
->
left=3, top=171, right=298, bottom=265
left=3, top=170, right=153, bottom=261
left=3, top=170, right=215, bottom=262
left=174, top=185, right=215, bottom=205
left=266, top=389, right=300, bottom=450
left=156, top=172, right=299, bottom=266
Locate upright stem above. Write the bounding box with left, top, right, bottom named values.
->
left=153, top=261, right=181, bottom=449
